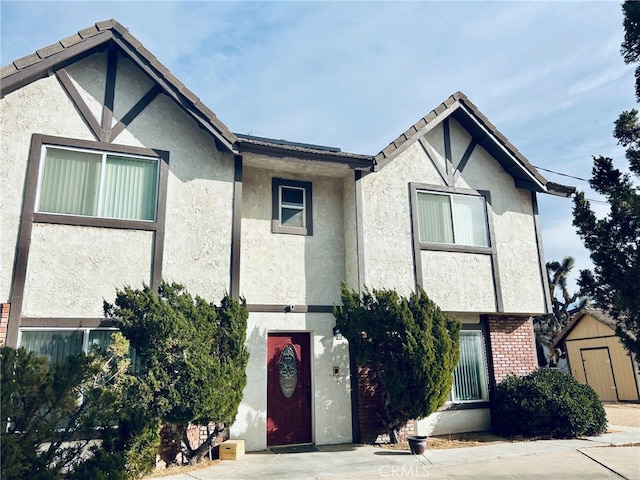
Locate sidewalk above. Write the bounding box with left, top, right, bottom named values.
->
left=152, top=425, right=639, bottom=480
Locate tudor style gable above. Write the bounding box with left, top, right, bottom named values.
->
left=361, top=92, right=570, bottom=316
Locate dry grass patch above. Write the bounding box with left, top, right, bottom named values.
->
left=150, top=459, right=220, bottom=478
left=375, top=431, right=510, bottom=451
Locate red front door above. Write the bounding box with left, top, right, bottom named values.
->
left=267, top=333, right=312, bottom=446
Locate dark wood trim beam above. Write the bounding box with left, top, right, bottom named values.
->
left=20, top=318, right=114, bottom=328
left=418, top=137, right=447, bottom=185
left=33, top=213, right=158, bottom=231
left=55, top=69, right=102, bottom=141
left=230, top=155, right=243, bottom=300
left=110, top=85, right=160, bottom=141
left=408, top=183, right=424, bottom=290
left=37, top=133, right=168, bottom=158
left=455, top=139, right=477, bottom=177
left=443, top=118, right=454, bottom=185
left=246, top=304, right=334, bottom=313
left=483, top=193, right=504, bottom=313
left=6, top=134, right=43, bottom=347
left=101, top=46, right=117, bottom=142
left=151, top=155, right=169, bottom=292
left=355, top=170, right=366, bottom=296
left=531, top=192, right=552, bottom=314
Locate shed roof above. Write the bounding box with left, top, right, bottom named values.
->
left=552, top=307, right=617, bottom=348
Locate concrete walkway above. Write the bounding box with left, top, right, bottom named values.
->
left=152, top=425, right=639, bottom=480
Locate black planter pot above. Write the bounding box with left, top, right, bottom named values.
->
left=407, top=435, right=427, bottom=455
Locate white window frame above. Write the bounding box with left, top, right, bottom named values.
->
left=35, top=144, right=160, bottom=222
left=271, top=178, right=313, bottom=235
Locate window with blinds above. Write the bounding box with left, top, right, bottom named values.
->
left=417, top=191, right=489, bottom=247
left=451, top=331, right=489, bottom=402
left=19, top=329, right=138, bottom=369
left=37, top=146, right=159, bottom=221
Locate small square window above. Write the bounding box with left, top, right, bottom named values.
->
left=272, top=178, right=313, bottom=235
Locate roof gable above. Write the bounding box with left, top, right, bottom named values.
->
left=1, top=19, right=237, bottom=152
left=375, top=91, right=573, bottom=196
left=552, top=307, right=617, bottom=347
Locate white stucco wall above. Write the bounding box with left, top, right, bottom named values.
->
left=231, top=312, right=352, bottom=451
left=0, top=75, right=97, bottom=302
left=0, top=51, right=234, bottom=315
left=362, top=118, right=546, bottom=314
left=240, top=163, right=346, bottom=306
left=421, top=251, right=496, bottom=312
left=22, top=224, right=153, bottom=317
left=126, top=93, right=235, bottom=301
left=362, top=142, right=442, bottom=297
left=416, top=408, right=491, bottom=436
left=459, top=144, right=545, bottom=313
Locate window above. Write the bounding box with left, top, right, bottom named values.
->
left=37, top=145, right=159, bottom=221
left=272, top=178, right=313, bottom=235
left=19, top=328, right=137, bottom=366
left=451, top=331, right=489, bottom=402
left=417, top=191, right=489, bottom=247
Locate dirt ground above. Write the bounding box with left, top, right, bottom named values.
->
left=603, top=402, right=640, bottom=428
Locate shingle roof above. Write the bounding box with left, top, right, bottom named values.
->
left=375, top=91, right=574, bottom=196
left=552, top=307, right=617, bottom=348
left=235, top=133, right=375, bottom=170
left=1, top=19, right=237, bottom=152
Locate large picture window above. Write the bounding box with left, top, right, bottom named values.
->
left=451, top=331, right=489, bottom=402
left=417, top=191, right=489, bottom=247
left=37, top=145, right=159, bottom=221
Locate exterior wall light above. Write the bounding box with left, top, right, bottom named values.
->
left=332, top=327, right=342, bottom=341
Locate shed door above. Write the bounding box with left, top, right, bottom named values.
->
left=581, top=347, right=618, bottom=401
left=267, top=333, right=312, bottom=445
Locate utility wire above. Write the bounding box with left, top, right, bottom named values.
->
left=532, top=165, right=609, bottom=205
left=533, top=165, right=590, bottom=183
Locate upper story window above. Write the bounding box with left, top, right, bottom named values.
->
left=417, top=191, right=489, bottom=248
left=272, top=178, right=313, bottom=235
left=36, top=145, right=159, bottom=221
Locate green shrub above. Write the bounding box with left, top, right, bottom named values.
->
left=492, top=369, right=607, bottom=438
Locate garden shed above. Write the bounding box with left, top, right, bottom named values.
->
left=553, top=308, right=639, bottom=402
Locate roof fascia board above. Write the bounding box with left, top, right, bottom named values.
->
left=374, top=101, right=461, bottom=171
left=1, top=31, right=113, bottom=98
left=237, top=141, right=374, bottom=170
left=457, top=104, right=547, bottom=192
left=110, top=36, right=236, bottom=153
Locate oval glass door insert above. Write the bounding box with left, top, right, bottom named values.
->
left=278, top=344, right=298, bottom=399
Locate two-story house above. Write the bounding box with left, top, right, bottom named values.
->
left=0, top=20, right=572, bottom=452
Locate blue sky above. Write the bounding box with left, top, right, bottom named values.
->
left=1, top=0, right=634, bottom=294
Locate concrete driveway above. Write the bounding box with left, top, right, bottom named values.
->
left=152, top=403, right=640, bottom=480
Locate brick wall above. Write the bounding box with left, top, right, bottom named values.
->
left=487, top=315, right=537, bottom=383
left=157, top=423, right=228, bottom=467
left=0, top=303, right=9, bottom=346
left=357, top=364, right=416, bottom=444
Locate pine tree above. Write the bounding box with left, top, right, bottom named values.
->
left=334, top=285, right=460, bottom=443
left=104, top=282, right=249, bottom=465
left=572, top=0, right=640, bottom=362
